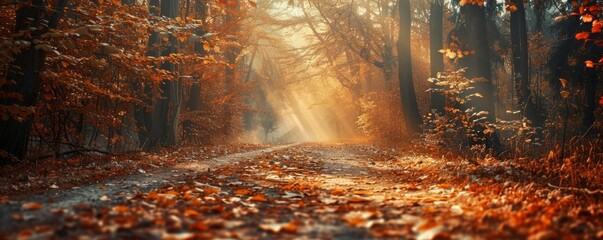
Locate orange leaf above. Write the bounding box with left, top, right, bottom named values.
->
left=248, top=0, right=257, bottom=7
left=331, top=188, right=345, bottom=196
left=560, top=90, right=570, bottom=99
left=348, top=197, right=371, bottom=203
left=281, top=222, right=297, bottom=232
left=341, top=211, right=374, bottom=226
left=353, top=190, right=373, bottom=196
left=250, top=194, right=268, bottom=202
left=204, top=186, right=220, bottom=195
left=184, top=209, right=200, bottom=218
left=189, top=221, right=209, bottom=231
left=401, top=184, right=419, bottom=190
left=21, top=202, right=42, bottom=210
left=234, top=189, right=251, bottom=195
left=589, top=4, right=601, bottom=13
left=506, top=3, right=517, bottom=12
left=575, top=32, right=590, bottom=40
left=164, top=190, right=179, bottom=196
left=598, top=96, right=603, bottom=106
left=593, top=21, right=602, bottom=33
left=147, top=190, right=158, bottom=200
left=112, top=205, right=129, bottom=213
left=585, top=60, right=595, bottom=68
left=182, top=192, right=193, bottom=201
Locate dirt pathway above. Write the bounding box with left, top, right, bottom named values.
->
left=1, top=143, right=601, bottom=239
left=0, top=144, right=296, bottom=233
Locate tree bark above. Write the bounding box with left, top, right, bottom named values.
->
left=137, top=0, right=181, bottom=148
left=223, top=0, right=240, bottom=138
left=462, top=4, right=500, bottom=149
left=398, top=0, right=422, bottom=136
left=0, top=0, right=67, bottom=163
left=429, top=0, right=445, bottom=113
left=510, top=0, right=540, bottom=127
left=156, top=0, right=181, bottom=146
left=583, top=68, right=597, bottom=129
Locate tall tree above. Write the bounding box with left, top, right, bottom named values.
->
left=183, top=0, right=209, bottom=144
left=155, top=0, right=181, bottom=146
left=429, top=0, right=445, bottom=113
left=461, top=3, right=499, bottom=149
left=135, top=0, right=160, bottom=148
left=510, top=0, right=540, bottom=127
left=137, top=0, right=182, bottom=148
left=0, top=0, right=68, bottom=163
left=398, top=0, right=422, bottom=135
left=223, top=0, right=240, bottom=137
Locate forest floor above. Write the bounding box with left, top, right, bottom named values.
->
left=1, top=142, right=602, bottom=239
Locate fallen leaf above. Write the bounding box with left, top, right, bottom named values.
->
left=0, top=196, right=10, bottom=205
left=99, top=195, right=111, bottom=201
left=259, top=221, right=297, bottom=233
left=331, top=188, right=346, bottom=195
left=401, top=184, right=420, bottom=190
left=348, top=196, right=372, bottom=203
left=234, top=189, right=251, bottom=195
left=21, top=202, right=42, bottom=210
left=164, top=190, right=179, bottom=196
left=282, top=191, right=303, bottom=199
left=353, top=190, right=374, bottom=196
left=184, top=209, right=200, bottom=218
left=204, top=186, right=221, bottom=195
left=319, top=197, right=338, bottom=204
left=342, top=211, right=375, bottom=226
left=189, top=221, right=209, bottom=231
left=112, top=205, right=129, bottom=213
left=250, top=194, right=268, bottom=202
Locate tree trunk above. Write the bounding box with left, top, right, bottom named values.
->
left=157, top=0, right=181, bottom=146
left=429, top=0, right=445, bottom=113
left=583, top=68, right=597, bottom=129
left=223, top=0, right=240, bottom=138
left=136, top=0, right=161, bottom=149
left=137, top=0, right=181, bottom=148
left=398, top=0, right=423, bottom=136
left=183, top=0, right=209, bottom=143
left=462, top=4, right=500, bottom=149
left=0, top=0, right=67, bottom=163
left=510, top=0, right=540, bottom=127
left=534, top=0, right=545, bottom=33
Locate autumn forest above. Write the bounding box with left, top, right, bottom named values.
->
left=0, top=0, right=602, bottom=238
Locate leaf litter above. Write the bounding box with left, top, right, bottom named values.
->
left=0, top=143, right=602, bottom=239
